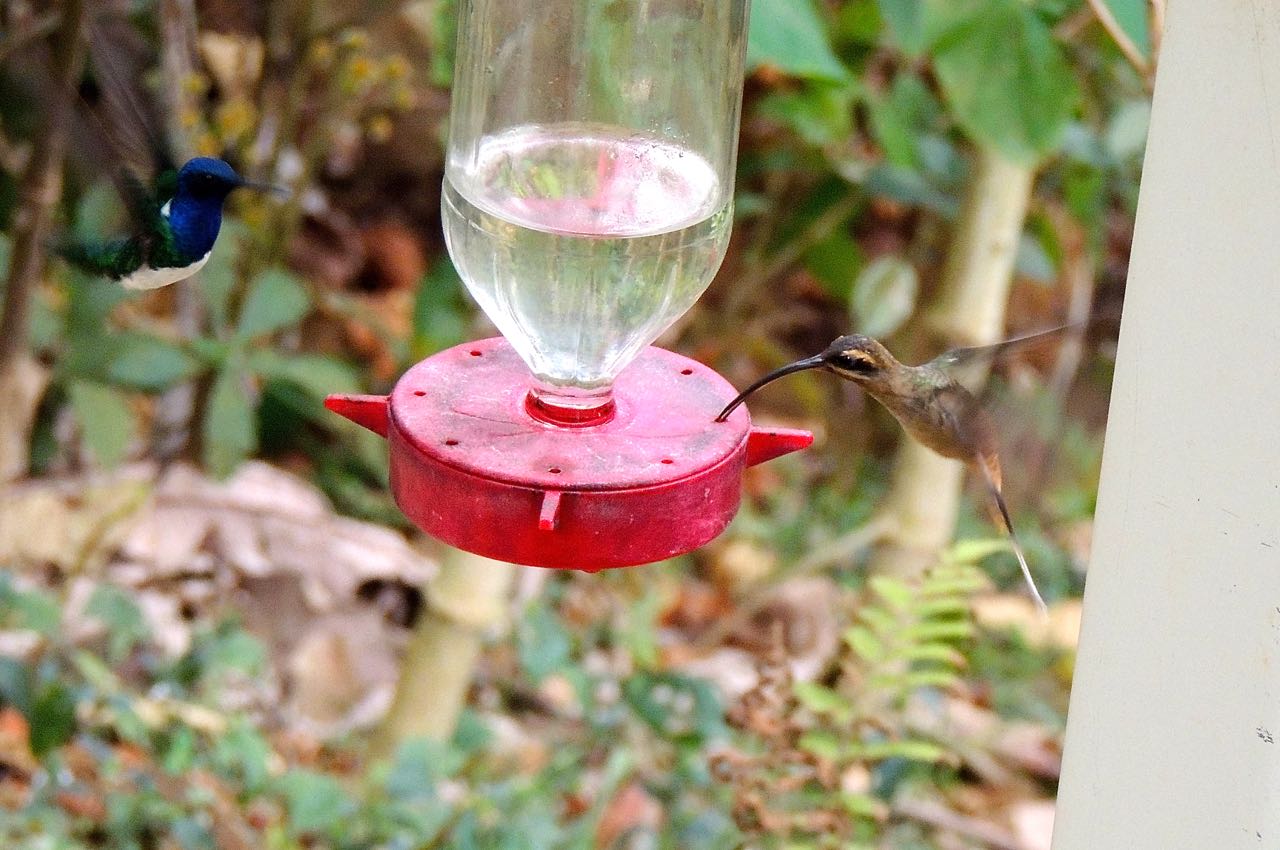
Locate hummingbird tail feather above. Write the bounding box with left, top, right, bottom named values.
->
left=983, top=476, right=1048, bottom=617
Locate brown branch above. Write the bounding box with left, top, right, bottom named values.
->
left=1086, top=0, right=1153, bottom=85
left=893, top=797, right=1024, bottom=850
left=0, top=0, right=85, bottom=368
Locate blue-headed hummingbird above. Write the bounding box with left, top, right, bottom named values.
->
left=46, top=13, right=279, bottom=288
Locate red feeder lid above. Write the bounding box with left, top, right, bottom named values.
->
left=326, top=338, right=811, bottom=571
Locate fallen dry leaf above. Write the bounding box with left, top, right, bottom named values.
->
left=0, top=707, right=38, bottom=776
left=1008, top=799, right=1056, bottom=850
left=361, top=220, right=427, bottom=292
left=595, top=781, right=663, bottom=849
left=5, top=461, right=436, bottom=734
left=971, top=595, right=1083, bottom=650
left=0, top=354, right=50, bottom=483
left=706, top=538, right=778, bottom=590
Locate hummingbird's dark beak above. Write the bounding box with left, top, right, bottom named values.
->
left=240, top=179, right=288, bottom=198
left=715, top=355, right=827, bottom=422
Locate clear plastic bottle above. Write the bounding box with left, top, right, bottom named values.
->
left=444, top=0, right=750, bottom=416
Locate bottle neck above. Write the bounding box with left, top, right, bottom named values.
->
left=525, top=381, right=615, bottom=427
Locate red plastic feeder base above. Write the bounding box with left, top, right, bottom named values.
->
left=325, top=338, right=811, bottom=571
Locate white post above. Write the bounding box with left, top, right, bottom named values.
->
left=1053, top=2, right=1280, bottom=848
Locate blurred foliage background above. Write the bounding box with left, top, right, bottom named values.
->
left=0, top=0, right=1149, bottom=847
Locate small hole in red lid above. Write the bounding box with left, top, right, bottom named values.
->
left=413, top=390, right=426, bottom=397
left=445, top=438, right=459, bottom=446
left=548, top=467, right=562, bottom=474
left=470, top=350, right=482, bottom=357
left=680, top=368, right=693, bottom=375
left=661, top=458, right=674, bottom=464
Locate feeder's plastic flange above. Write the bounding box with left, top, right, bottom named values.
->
left=325, top=337, right=811, bottom=571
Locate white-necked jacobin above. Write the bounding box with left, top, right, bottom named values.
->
left=58, top=156, right=274, bottom=290
left=45, top=13, right=279, bottom=290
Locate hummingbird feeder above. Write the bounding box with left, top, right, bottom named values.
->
left=326, top=0, right=811, bottom=570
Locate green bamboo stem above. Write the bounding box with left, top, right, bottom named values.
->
left=867, top=146, right=1036, bottom=578
left=371, top=549, right=517, bottom=758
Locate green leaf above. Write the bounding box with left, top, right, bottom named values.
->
left=279, top=770, right=356, bottom=835
left=906, top=619, right=975, bottom=642
left=794, top=681, right=853, bottom=718
left=428, top=0, right=458, bottom=86
left=851, top=256, right=919, bottom=337
left=199, top=219, right=248, bottom=334
left=858, top=605, right=896, bottom=636
left=412, top=257, right=469, bottom=359
left=836, top=0, right=884, bottom=46
left=68, top=380, right=134, bottom=468
left=450, top=710, right=492, bottom=755
left=236, top=268, right=309, bottom=339
left=212, top=721, right=273, bottom=792
left=758, top=83, right=856, bottom=146
left=869, top=75, right=943, bottom=170
left=804, top=229, right=865, bottom=300
left=748, top=0, right=852, bottom=83
left=946, top=537, right=1012, bottom=565
left=86, top=585, right=149, bottom=663
left=914, top=596, right=971, bottom=618
left=1016, top=230, right=1058, bottom=284
left=619, top=588, right=663, bottom=669
left=929, top=0, right=1077, bottom=163
left=798, top=730, right=845, bottom=760
left=385, top=738, right=451, bottom=798
left=840, top=791, right=885, bottom=819
left=904, top=669, right=963, bottom=690
left=202, top=362, right=257, bottom=478
left=200, top=627, right=267, bottom=677
left=869, top=575, right=914, bottom=611
left=623, top=673, right=725, bottom=742
left=72, top=651, right=121, bottom=694
left=844, top=625, right=886, bottom=663
left=516, top=601, right=572, bottom=683
left=171, top=816, right=215, bottom=850
left=248, top=350, right=360, bottom=401
left=857, top=738, right=948, bottom=762
left=877, top=0, right=929, bottom=56
left=1105, top=99, right=1151, bottom=161
left=29, top=681, right=77, bottom=758
left=0, top=580, right=60, bottom=637
left=0, top=657, right=32, bottom=716
left=1100, top=0, right=1150, bottom=56
left=106, top=334, right=202, bottom=391
left=163, top=725, right=198, bottom=774
left=905, top=643, right=966, bottom=665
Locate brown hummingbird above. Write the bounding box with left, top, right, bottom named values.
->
left=716, top=325, right=1077, bottom=614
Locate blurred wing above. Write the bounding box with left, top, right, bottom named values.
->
left=73, top=10, right=177, bottom=247
left=929, top=321, right=1081, bottom=371
left=84, top=11, right=177, bottom=178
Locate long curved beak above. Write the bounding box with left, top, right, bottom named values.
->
left=240, top=179, right=288, bottom=198
left=715, top=355, right=826, bottom=422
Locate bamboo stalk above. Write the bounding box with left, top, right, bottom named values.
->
left=867, top=147, right=1036, bottom=578
left=370, top=549, right=517, bottom=757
